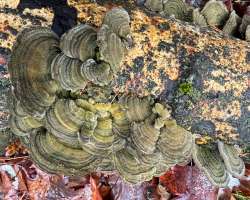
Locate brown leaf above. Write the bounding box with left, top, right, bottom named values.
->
left=105, top=172, right=150, bottom=200
left=159, top=165, right=217, bottom=200
left=5, top=140, right=28, bottom=157
left=0, top=171, right=12, bottom=194
left=159, top=165, right=190, bottom=195
left=91, top=176, right=103, bottom=200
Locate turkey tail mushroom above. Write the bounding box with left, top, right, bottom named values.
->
left=81, top=59, right=112, bottom=86
left=113, top=147, right=156, bottom=184
left=163, top=0, right=191, bottom=21
left=51, top=53, right=88, bottom=91
left=30, top=129, right=99, bottom=176
left=131, top=119, right=160, bottom=154
left=222, top=10, right=241, bottom=36
left=8, top=27, right=60, bottom=118
left=9, top=115, right=43, bottom=137
left=145, top=0, right=164, bottom=12
left=119, top=95, right=153, bottom=122
left=97, top=24, right=126, bottom=73
left=201, top=0, right=229, bottom=27
left=110, top=103, right=130, bottom=138
left=45, top=99, right=97, bottom=148
left=157, top=120, right=193, bottom=165
left=79, top=114, right=125, bottom=156
left=192, top=8, right=208, bottom=27
left=218, top=141, right=245, bottom=178
left=60, top=24, right=97, bottom=62
left=192, top=144, right=230, bottom=187
left=103, top=7, right=131, bottom=39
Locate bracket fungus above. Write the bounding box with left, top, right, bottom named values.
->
left=143, top=0, right=250, bottom=38
left=192, top=8, right=208, bottom=27
left=145, top=0, right=164, bottom=12
left=200, top=0, right=229, bottom=27
left=60, top=24, right=97, bottom=62
left=7, top=6, right=246, bottom=187
left=192, top=144, right=230, bottom=187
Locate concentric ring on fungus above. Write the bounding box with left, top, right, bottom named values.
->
left=7, top=7, right=246, bottom=186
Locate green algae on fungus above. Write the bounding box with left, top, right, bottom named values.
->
left=7, top=6, right=246, bottom=187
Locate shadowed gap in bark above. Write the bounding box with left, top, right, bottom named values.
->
left=17, top=0, right=77, bottom=36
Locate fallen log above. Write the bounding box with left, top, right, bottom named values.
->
left=66, top=1, right=250, bottom=148
left=0, top=0, right=249, bottom=184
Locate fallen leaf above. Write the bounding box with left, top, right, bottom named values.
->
left=159, top=165, right=217, bottom=200
left=5, top=140, right=28, bottom=157
left=91, top=175, right=102, bottom=200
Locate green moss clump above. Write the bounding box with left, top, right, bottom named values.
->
left=178, top=82, right=202, bottom=102
left=178, top=82, right=193, bottom=95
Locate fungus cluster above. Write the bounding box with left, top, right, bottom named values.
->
left=144, top=0, right=250, bottom=40
left=8, top=7, right=245, bottom=186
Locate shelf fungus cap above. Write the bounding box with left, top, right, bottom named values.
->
left=103, top=7, right=131, bottom=39
left=218, top=141, right=245, bottom=178
left=9, top=95, right=28, bottom=118
left=246, top=25, right=250, bottom=41
left=78, top=115, right=118, bottom=157
left=239, top=10, right=250, bottom=35
left=113, top=146, right=156, bottom=184
left=111, top=104, right=130, bottom=138
left=145, top=0, right=164, bottom=12
left=119, top=95, right=154, bottom=123
left=152, top=103, right=171, bottom=120
left=9, top=115, right=42, bottom=137
left=163, top=0, right=190, bottom=21
left=201, top=0, right=229, bottom=27
left=81, top=59, right=112, bottom=86
left=222, top=10, right=241, bottom=36
left=192, top=8, right=208, bottom=27
left=97, top=24, right=126, bottom=73
left=30, top=129, right=99, bottom=176
left=192, top=144, right=230, bottom=187
left=51, top=53, right=88, bottom=91
left=8, top=27, right=60, bottom=118
left=45, top=99, right=97, bottom=148
left=60, top=24, right=97, bottom=62
left=131, top=120, right=160, bottom=154
left=157, top=119, right=193, bottom=165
